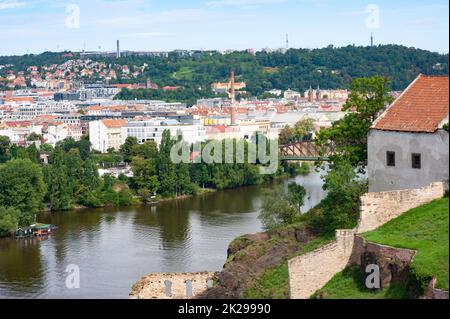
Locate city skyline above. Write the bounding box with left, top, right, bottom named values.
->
left=0, top=0, right=449, bottom=55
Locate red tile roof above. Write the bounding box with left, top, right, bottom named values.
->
left=373, top=74, right=449, bottom=133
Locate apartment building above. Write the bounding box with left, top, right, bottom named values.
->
left=89, top=119, right=128, bottom=153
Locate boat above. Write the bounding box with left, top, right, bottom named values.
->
left=15, top=223, right=57, bottom=239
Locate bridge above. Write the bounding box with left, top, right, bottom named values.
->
left=279, top=141, right=332, bottom=161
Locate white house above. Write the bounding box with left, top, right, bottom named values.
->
left=122, top=119, right=206, bottom=147
left=368, top=74, right=449, bottom=192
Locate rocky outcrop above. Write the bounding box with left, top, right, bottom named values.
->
left=197, top=226, right=318, bottom=299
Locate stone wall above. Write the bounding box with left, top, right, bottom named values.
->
left=288, top=181, right=448, bottom=299
left=129, top=272, right=215, bottom=299
left=357, top=181, right=448, bottom=233
left=288, top=229, right=355, bottom=299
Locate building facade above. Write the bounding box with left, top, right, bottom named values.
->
left=368, top=75, right=449, bottom=192
left=89, top=119, right=128, bottom=153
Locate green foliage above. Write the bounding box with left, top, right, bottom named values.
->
left=279, top=119, right=315, bottom=145
left=315, top=76, right=394, bottom=171
left=0, top=158, right=46, bottom=213
left=0, top=206, right=32, bottom=237
left=306, top=160, right=367, bottom=235
left=443, top=123, right=449, bottom=132
left=55, top=45, right=450, bottom=99
left=0, top=135, right=11, bottom=163
left=259, top=186, right=300, bottom=231
left=287, top=182, right=306, bottom=213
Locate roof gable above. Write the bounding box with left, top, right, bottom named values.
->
left=372, top=74, right=449, bottom=133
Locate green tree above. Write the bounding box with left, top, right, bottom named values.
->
left=287, top=182, right=306, bottom=212
left=259, top=187, right=299, bottom=231
left=0, top=158, right=46, bottom=213
left=131, top=156, right=160, bottom=195
left=157, top=130, right=177, bottom=197
left=45, top=148, right=73, bottom=211
left=307, top=160, right=367, bottom=234
left=0, top=135, right=11, bottom=163
left=120, top=136, right=139, bottom=163
left=315, top=76, right=394, bottom=171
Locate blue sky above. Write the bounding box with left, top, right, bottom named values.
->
left=0, top=0, right=448, bottom=55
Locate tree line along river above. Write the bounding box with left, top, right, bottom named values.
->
left=0, top=171, right=325, bottom=299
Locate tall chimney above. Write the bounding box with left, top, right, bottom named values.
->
left=230, top=68, right=237, bottom=125
left=116, top=40, right=121, bottom=58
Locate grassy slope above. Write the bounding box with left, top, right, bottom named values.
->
left=243, top=235, right=333, bottom=299
left=363, top=197, right=449, bottom=290
left=313, top=197, right=449, bottom=299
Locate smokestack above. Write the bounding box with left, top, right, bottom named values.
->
left=230, top=68, right=237, bottom=125
left=116, top=40, right=121, bottom=58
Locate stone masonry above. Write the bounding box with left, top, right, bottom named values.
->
left=357, top=181, right=449, bottom=233
left=288, top=181, right=448, bottom=299
left=288, top=229, right=355, bottom=299
left=129, top=272, right=215, bottom=299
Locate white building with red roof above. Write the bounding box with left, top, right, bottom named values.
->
left=368, top=74, right=449, bottom=192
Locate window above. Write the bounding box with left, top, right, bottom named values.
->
left=412, top=153, right=421, bottom=169
left=386, top=151, right=396, bottom=167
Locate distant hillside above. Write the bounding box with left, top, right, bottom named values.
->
left=1, top=45, right=448, bottom=95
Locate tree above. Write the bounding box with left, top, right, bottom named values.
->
left=287, top=182, right=306, bottom=212
left=0, top=206, right=23, bottom=236
left=0, top=136, right=11, bottom=163
left=131, top=156, right=160, bottom=195
left=307, top=160, right=367, bottom=234
left=157, top=130, right=177, bottom=197
left=259, top=187, right=299, bottom=231
left=120, top=136, right=139, bottom=163
left=44, top=148, right=73, bottom=211
left=315, top=76, right=394, bottom=171
left=0, top=158, right=46, bottom=213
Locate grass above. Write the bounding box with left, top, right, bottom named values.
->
left=363, top=197, right=449, bottom=290
left=313, top=197, right=449, bottom=299
left=312, top=267, right=410, bottom=299
left=243, top=235, right=333, bottom=299
left=172, top=66, right=194, bottom=80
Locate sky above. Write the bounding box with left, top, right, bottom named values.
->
left=0, top=0, right=448, bottom=55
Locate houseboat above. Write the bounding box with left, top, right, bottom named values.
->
left=15, top=223, right=57, bottom=238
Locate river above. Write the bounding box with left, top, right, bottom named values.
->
left=0, top=170, right=325, bottom=299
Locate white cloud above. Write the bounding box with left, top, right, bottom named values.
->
left=0, top=0, right=26, bottom=10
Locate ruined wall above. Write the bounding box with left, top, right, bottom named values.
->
left=288, top=230, right=355, bottom=299
left=129, top=272, right=215, bottom=299
left=357, top=181, right=448, bottom=233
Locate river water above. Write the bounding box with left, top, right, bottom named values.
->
left=0, top=171, right=325, bottom=299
